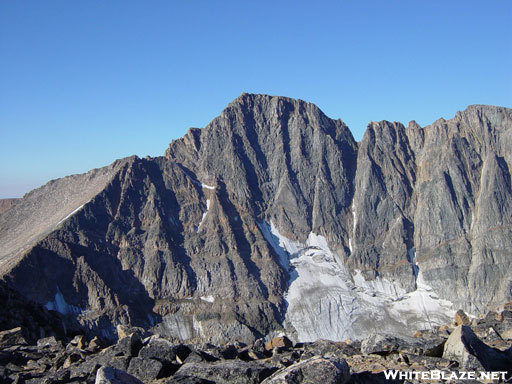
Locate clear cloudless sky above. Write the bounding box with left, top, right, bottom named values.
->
left=1, top=1, right=511, bottom=198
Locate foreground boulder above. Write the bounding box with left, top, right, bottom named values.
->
left=262, top=356, right=350, bottom=384
left=361, top=334, right=445, bottom=357
left=175, top=360, right=277, bottom=384
left=138, top=336, right=182, bottom=363
left=265, top=336, right=293, bottom=351
left=95, top=366, right=143, bottom=384
left=164, top=376, right=215, bottom=384
left=301, top=339, right=358, bottom=360
left=442, top=325, right=512, bottom=372
left=0, top=327, right=26, bottom=348
left=127, top=356, right=166, bottom=382
left=455, top=309, right=471, bottom=326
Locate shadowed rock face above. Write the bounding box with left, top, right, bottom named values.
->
left=0, top=281, right=69, bottom=342
left=0, top=94, right=510, bottom=343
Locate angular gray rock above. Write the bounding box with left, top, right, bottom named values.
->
left=175, top=360, right=277, bottom=384
left=138, top=336, right=180, bottom=362
left=95, top=366, right=143, bottom=384
left=164, top=376, right=215, bottom=384
left=301, top=339, right=358, bottom=360
left=127, top=356, right=165, bottom=381
left=442, top=325, right=512, bottom=371
left=114, top=333, right=143, bottom=357
left=261, top=356, right=350, bottom=384
left=361, top=333, right=445, bottom=357
left=0, top=328, right=26, bottom=348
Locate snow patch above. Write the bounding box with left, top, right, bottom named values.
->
left=257, top=221, right=290, bottom=270
left=56, top=204, right=84, bottom=226
left=184, top=172, right=216, bottom=190
left=45, top=291, right=80, bottom=315
left=193, top=316, right=204, bottom=336
left=196, top=199, right=210, bottom=232
left=351, top=202, right=357, bottom=251
left=389, top=269, right=455, bottom=330
left=260, top=221, right=456, bottom=342
left=407, top=247, right=419, bottom=279
left=353, top=269, right=405, bottom=299
left=200, top=295, right=215, bottom=303
left=352, top=203, right=357, bottom=231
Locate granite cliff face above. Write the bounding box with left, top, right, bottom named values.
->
left=0, top=94, right=510, bottom=344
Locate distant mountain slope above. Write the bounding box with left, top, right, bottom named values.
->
left=0, top=94, right=510, bottom=343
left=0, top=159, right=130, bottom=275
left=0, top=198, right=20, bottom=215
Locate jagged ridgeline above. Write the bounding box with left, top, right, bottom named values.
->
left=0, top=94, right=511, bottom=343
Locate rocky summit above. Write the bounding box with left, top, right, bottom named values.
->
left=0, top=94, right=511, bottom=349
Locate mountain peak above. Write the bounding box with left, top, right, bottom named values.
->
left=2, top=95, right=511, bottom=347
left=166, top=93, right=354, bottom=164
left=223, top=93, right=313, bottom=115
left=454, top=104, right=511, bottom=120
left=232, top=92, right=300, bottom=103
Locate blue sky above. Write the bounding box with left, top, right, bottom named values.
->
left=1, top=1, right=511, bottom=198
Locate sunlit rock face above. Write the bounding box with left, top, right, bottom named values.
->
left=1, top=94, right=511, bottom=342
